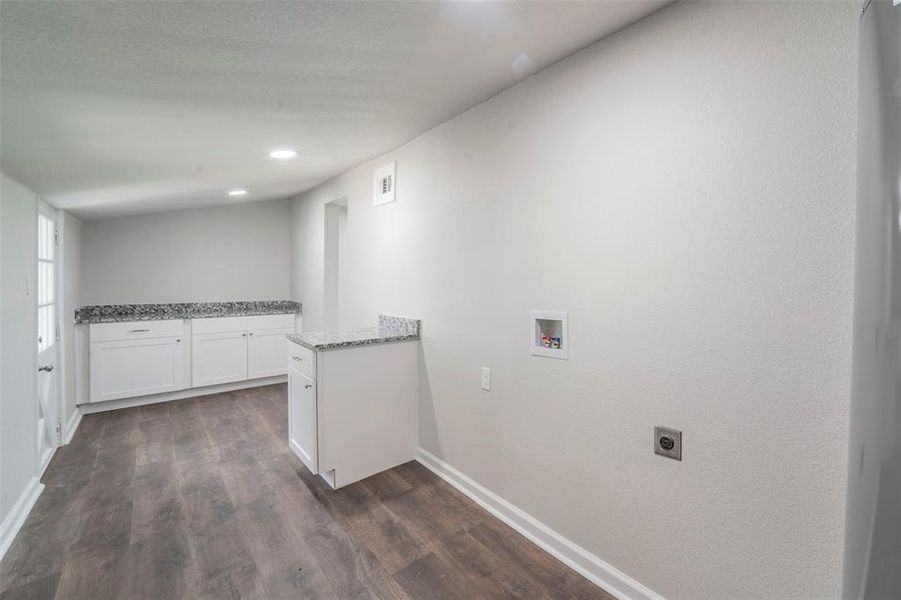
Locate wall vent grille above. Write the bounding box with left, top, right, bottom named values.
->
left=373, top=162, right=396, bottom=206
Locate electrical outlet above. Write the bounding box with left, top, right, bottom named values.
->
left=480, top=367, right=491, bottom=391
left=654, top=426, right=682, bottom=461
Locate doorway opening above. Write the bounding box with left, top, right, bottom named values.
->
left=324, top=198, right=348, bottom=330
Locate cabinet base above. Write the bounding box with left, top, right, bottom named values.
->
left=79, top=375, right=287, bottom=414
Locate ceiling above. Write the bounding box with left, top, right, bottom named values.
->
left=0, top=0, right=668, bottom=220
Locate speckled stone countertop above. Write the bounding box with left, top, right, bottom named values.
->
left=287, top=314, right=420, bottom=351
left=75, top=300, right=301, bottom=324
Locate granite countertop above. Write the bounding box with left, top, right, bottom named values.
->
left=75, top=300, right=301, bottom=324
left=287, top=314, right=420, bottom=351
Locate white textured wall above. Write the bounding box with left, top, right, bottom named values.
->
left=290, top=2, right=858, bottom=598
left=82, top=199, right=293, bottom=304
left=0, top=174, right=39, bottom=525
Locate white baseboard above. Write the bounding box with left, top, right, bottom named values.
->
left=415, top=448, right=665, bottom=600
left=0, top=477, right=44, bottom=563
left=79, top=375, right=287, bottom=414
left=37, top=445, right=56, bottom=481
left=63, top=407, right=82, bottom=445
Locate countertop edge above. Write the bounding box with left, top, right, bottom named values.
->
left=286, top=315, right=421, bottom=351
left=75, top=300, right=302, bottom=325
left=288, top=334, right=420, bottom=352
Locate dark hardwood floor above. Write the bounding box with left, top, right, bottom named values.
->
left=0, top=384, right=613, bottom=599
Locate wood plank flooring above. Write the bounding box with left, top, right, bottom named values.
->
left=0, top=384, right=613, bottom=599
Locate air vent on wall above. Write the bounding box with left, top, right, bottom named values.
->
left=373, top=161, right=396, bottom=206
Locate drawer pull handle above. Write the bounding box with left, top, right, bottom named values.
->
left=292, top=356, right=303, bottom=361
left=128, top=329, right=150, bottom=333
left=304, top=384, right=312, bottom=389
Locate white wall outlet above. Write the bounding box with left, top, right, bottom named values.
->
left=480, top=367, right=491, bottom=391
left=373, top=161, right=396, bottom=206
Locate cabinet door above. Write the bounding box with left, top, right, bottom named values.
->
left=288, top=367, right=318, bottom=473
left=192, top=331, right=248, bottom=387
left=90, top=337, right=186, bottom=402
left=248, top=328, right=294, bottom=379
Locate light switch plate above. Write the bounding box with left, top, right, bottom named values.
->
left=480, top=367, right=491, bottom=391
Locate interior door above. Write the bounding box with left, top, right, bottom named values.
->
left=36, top=201, right=59, bottom=471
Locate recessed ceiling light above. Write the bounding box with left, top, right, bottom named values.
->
left=269, top=149, right=297, bottom=159
left=228, top=189, right=248, bottom=196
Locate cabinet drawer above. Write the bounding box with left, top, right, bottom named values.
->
left=193, top=313, right=295, bottom=335
left=90, top=319, right=185, bottom=342
left=286, top=340, right=315, bottom=379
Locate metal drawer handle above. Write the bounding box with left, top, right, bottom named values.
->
left=304, top=384, right=312, bottom=389
left=292, top=356, right=303, bottom=361
left=128, top=328, right=150, bottom=333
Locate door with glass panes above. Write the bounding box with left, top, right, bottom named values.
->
left=36, top=200, right=59, bottom=471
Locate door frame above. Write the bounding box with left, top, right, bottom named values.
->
left=55, top=210, right=78, bottom=443
left=323, top=196, right=348, bottom=330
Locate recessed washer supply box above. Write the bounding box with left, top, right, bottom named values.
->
left=531, top=310, right=568, bottom=360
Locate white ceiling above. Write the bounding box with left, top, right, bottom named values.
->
left=0, top=0, right=668, bottom=220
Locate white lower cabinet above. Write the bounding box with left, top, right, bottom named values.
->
left=287, top=338, right=418, bottom=490
left=89, top=321, right=187, bottom=403
left=248, top=329, right=295, bottom=379
left=192, top=331, right=249, bottom=387
left=87, top=314, right=297, bottom=405
left=288, top=367, right=318, bottom=473
left=191, top=314, right=295, bottom=387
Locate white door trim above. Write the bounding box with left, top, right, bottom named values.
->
left=55, top=208, right=78, bottom=446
